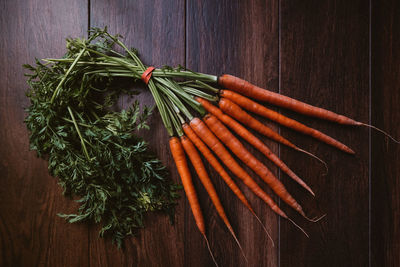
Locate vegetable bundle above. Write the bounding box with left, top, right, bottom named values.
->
left=25, top=27, right=398, bottom=261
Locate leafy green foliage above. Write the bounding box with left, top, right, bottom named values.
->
left=24, top=31, right=180, bottom=247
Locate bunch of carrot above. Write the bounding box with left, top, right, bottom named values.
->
left=47, top=29, right=398, bottom=265
left=165, top=75, right=398, bottom=265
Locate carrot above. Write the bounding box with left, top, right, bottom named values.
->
left=219, top=75, right=400, bottom=143
left=196, top=97, right=314, bottom=196
left=182, top=123, right=274, bottom=244
left=182, top=123, right=254, bottom=211
left=218, top=97, right=327, bottom=170
left=169, top=137, right=218, bottom=266
left=189, top=118, right=283, bottom=216
left=220, top=90, right=355, bottom=154
left=218, top=97, right=299, bottom=149
left=180, top=135, right=247, bottom=261
left=189, top=118, right=309, bottom=236
left=203, top=114, right=307, bottom=217
left=219, top=74, right=358, bottom=124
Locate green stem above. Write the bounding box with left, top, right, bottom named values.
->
left=44, top=58, right=121, bottom=67
left=177, top=113, right=186, bottom=125
left=62, top=117, right=92, bottom=128
left=155, top=77, right=203, bottom=113
left=151, top=70, right=217, bottom=82
left=195, top=80, right=219, bottom=93
left=90, top=109, right=101, bottom=121
left=50, top=48, right=85, bottom=103
left=150, top=85, right=173, bottom=136
left=156, top=83, right=193, bottom=121
left=181, top=86, right=218, bottom=102
left=164, top=98, right=184, bottom=137
left=67, top=106, right=91, bottom=161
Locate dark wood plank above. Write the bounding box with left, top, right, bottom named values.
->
left=279, top=1, right=370, bottom=266
left=0, top=0, right=88, bottom=266
left=187, top=1, right=279, bottom=266
left=89, top=1, right=186, bottom=266
left=371, top=0, right=400, bottom=266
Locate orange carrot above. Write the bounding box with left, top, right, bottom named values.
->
left=182, top=123, right=254, bottom=211
left=219, top=74, right=358, bottom=124
left=203, top=114, right=306, bottom=217
left=219, top=75, right=400, bottom=143
left=182, top=123, right=274, bottom=244
left=218, top=97, right=297, bottom=149
left=217, top=97, right=327, bottom=169
left=220, top=90, right=355, bottom=154
left=180, top=135, right=247, bottom=261
left=196, top=97, right=314, bottom=196
left=169, top=137, right=218, bottom=266
left=189, top=118, right=285, bottom=217
left=189, top=118, right=309, bottom=236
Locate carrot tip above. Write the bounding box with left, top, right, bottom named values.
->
left=346, top=147, right=356, bottom=154
left=296, top=148, right=328, bottom=175
left=287, top=217, right=309, bottom=238
left=228, top=228, right=248, bottom=263
left=252, top=211, right=275, bottom=247
left=309, top=189, right=316, bottom=197
left=303, top=213, right=327, bottom=223
left=359, top=123, right=400, bottom=144
left=310, top=213, right=327, bottom=223
left=203, top=234, right=219, bottom=267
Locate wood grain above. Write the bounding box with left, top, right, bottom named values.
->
left=0, top=1, right=399, bottom=266
left=0, top=0, right=88, bottom=266
left=279, top=0, right=370, bottom=266
left=371, top=0, right=400, bottom=266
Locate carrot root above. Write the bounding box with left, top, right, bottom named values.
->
left=358, top=122, right=400, bottom=143
left=228, top=228, right=248, bottom=263
left=296, top=148, right=329, bottom=176
left=297, top=179, right=315, bottom=197
left=305, top=213, right=327, bottom=223
left=203, top=234, right=219, bottom=267
left=286, top=217, right=309, bottom=238
left=250, top=211, right=275, bottom=246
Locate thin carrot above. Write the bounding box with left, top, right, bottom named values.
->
left=189, top=118, right=284, bottom=216
left=218, top=74, right=358, bottom=124
left=220, top=90, right=355, bottom=154
left=203, top=114, right=307, bottom=217
left=196, top=97, right=314, bottom=196
left=182, top=123, right=274, bottom=244
left=219, top=74, right=400, bottom=143
left=189, top=118, right=309, bottom=236
left=169, top=137, right=218, bottom=266
left=180, top=135, right=247, bottom=261
left=217, top=97, right=327, bottom=169
left=218, top=97, right=299, bottom=149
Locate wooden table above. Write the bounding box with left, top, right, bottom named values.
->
left=1, top=1, right=399, bottom=266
